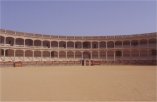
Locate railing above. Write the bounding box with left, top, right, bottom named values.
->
left=0, top=43, right=10, bottom=46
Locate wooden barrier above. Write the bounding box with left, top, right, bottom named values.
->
left=68, top=61, right=75, bottom=64
left=14, top=61, right=22, bottom=67
left=3, top=60, right=155, bottom=67
left=75, top=61, right=81, bottom=65
left=91, top=60, right=101, bottom=66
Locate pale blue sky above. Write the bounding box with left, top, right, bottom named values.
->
left=0, top=0, right=156, bottom=36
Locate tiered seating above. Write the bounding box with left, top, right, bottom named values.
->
left=0, top=57, right=4, bottom=62
left=34, top=57, right=41, bottom=61
left=25, top=57, right=33, bottom=62
left=42, top=57, right=50, bottom=61
left=15, top=57, right=23, bottom=62
left=5, top=57, right=12, bottom=62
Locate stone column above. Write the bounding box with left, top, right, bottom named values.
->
left=106, top=41, right=107, bottom=49
left=114, top=51, right=115, bottom=62
left=24, top=39, right=25, bottom=47
left=50, top=51, right=51, bottom=61
left=33, top=40, right=34, bottom=47
left=41, top=40, right=43, bottom=48
left=32, top=50, right=34, bottom=61
left=122, top=41, right=123, bottom=48
left=82, top=42, right=83, bottom=49
left=91, top=51, right=92, bottom=60
left=106, top=51, right=108, bottom=61
left=114, top=41, right=115, bottom=48
left=98, top=42, right=100, bottom=59
left=147, top=39, right=149, bottom=57
left=81, top=51, right=83, bottom=59
left=14, top=49, right=16, bottom=62
left=23, top=50, right=25, bottom=61
left=122, top=50, right=123, bottom=57
left=58, top=41, right=59, bottom=49
left=130, top=41, right=132, bottom=57
left=74, top=42, right=75, bottom=49
left=58, top=51, right=59, bottom=59
left=58, top=41, right=59, bottom=59
left=3, top=49, right=6, bottom=61
left=50, top=41, right=51, bottom=49
left=4, top=37, right=6, bottom=44
left=66, top=51, right=67, bottom=59
left=74, top=42, right=76, bottom=60
left=98, top=50, right=100, bottom=59
left=74, top=51, right=75, bottom=59
left=66, top=41, right=67, bottom=60
left=41, top=50, right=43, bottom=61
left=14, top=38, right=16, bottom=46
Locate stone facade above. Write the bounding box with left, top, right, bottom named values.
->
left=0, top=29, right=156, bottom=66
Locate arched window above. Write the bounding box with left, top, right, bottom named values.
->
left=116, top=51, right=122, bottom=57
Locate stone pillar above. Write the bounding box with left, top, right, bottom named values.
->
left=147, top=39, right=149, bottom=57
left=66, top=41, right=67, bottom=60
left=24, top=39, right=25, bottom=47
left=98, top=50, right=100, bottom=59
left=4, top=37, right=6, bottom=44
left=33, top=40, right=34, bottom=46
left=58, top=51, right=59, bottom=59
left=74, top=51, right=75, bottom=59
left=66, top=51, right=67, bottom=59
left=138, top=40, right=140, bottom=47
left=14, top=49, right=16, bottom=62
left=3, top=49, right=6, bottom=61
left=58, top=41, right=59, bottom=59
left=147, top=39, right=149, bottom=48
left=106, top=51, right=108, bottom=61
left=114, top=41, right=115, bottom=48
left=81, top=51, right=83, bottom=59
left=122, top=50, right=123, bottom=57
left=50, top=51, right=51, bottom=61
left=122, top=41, right=123, bottom=48
left=50, top=41, right=51, bottom=49
left=41, top=40, right=43, bottom=47
left=130, top=41, right=131, bottom=58
left=32, top=50, right=34, bottom=61
left=14, top=38, right=16, bottom=46
left=82, top=42, right=83, bottom=49
left=114, top=51, right=115, bottom=62
left=41, top=50, right=43, bottom=61
left=74, top=42, right=75, bottom=49
left=98, top=42, right=100, bottom=59
left=58, top=41, right=59, bottom=49
left=106, top=41, right=107, bottom=49
left=91, top=51, right=92, bottom=59
left=23, top=50, right=25, bottom=61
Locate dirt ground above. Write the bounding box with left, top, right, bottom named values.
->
left=0, top=65, right=156, bottom=101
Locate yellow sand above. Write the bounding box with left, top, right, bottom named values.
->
left=0, top=65, right=156, bottom=101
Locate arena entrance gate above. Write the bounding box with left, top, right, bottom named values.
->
left=81, top=59, right=91, bottom=66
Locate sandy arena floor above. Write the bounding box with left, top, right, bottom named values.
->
left=0, top=65, right=156, bottom=101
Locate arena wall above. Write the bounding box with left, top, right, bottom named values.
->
left=0, top=29, right=156, bottom=67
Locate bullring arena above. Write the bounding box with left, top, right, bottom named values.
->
left=0, top=29, right=156, bottom=66
left=0, top=29, right=157, bottom=101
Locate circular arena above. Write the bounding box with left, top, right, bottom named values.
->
left=0, top=29, right=156, bottom=66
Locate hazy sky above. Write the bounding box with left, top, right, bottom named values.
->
left=0, top=0, right=156, bottom=36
